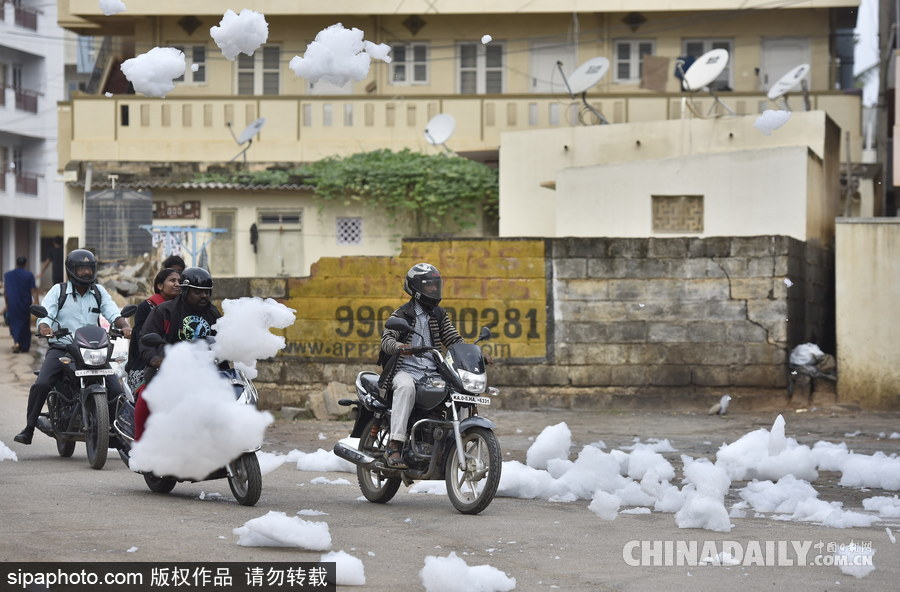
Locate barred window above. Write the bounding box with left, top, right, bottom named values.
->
left=336, top=217, right=362, bottom=245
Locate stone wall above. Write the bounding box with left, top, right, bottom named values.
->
left=214, top=236, right=834, bottom=412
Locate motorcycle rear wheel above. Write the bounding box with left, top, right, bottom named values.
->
left=228, top=452, right=262, bottom=506
left=357, top=416, right=401, bottom=503
left=144, top=473, right=177, bottom=493
left=445, top=427, right=502, bottom=515
left=56, top=437, right=76, bottom=457
left=85, top=393, right=109, bottom=470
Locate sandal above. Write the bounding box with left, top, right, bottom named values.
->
left=385, top=447, right=407, bottom=469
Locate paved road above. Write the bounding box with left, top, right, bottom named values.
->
left=1, top=331, right=899, bottom=591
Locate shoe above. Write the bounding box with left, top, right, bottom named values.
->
left=385, top=442, right=407, bottom=469
left=13, top=428, right=33, bottom=445
left=11, top=343, right=20, bottom=353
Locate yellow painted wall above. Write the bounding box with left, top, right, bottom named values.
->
left=279, top=239, right=548, bottom=362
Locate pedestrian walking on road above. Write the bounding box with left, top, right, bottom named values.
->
left=2, top=256, right=37, bottom=354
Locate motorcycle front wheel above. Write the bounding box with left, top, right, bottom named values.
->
left=357, top=416, right=401, bottom=503
left=445, top=427, right=502, bottom=515
left=228, top=452, right=262, bottom=506
left=84, top=393, right=109, bottom=470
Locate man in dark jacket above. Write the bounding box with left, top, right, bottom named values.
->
left=135, top=267, right=220, bottom=439
left=379, top=263, right=463, bottom=468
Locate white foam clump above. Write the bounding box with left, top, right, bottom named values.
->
left=99, top=0, right=126, bottom=16
left=321, top=550, right=366, bottom=586
left=234, top=511, right=331, bottom=550
left=835, top=541, right=876, bottom=578
left=716, top=414, right=818, bottom=482
left=740, top=474, right=877, bottom=528
left=0, top=441, right=17, bottom=462
left=790, top=343, right=824, bottom=366
left=588, top=490, right=620, bottom=520
left=289, top=23, right=391, bottom=87
left=840, top=452, right=900, bottom=490
left=525, top=422, right=571, bottom=469
left=419, top=552, right=515, bottom=592
left=212, top=297, right=296, bottom=379
left=210, top=9, right=269, bottom=61
left=120, top=47, right=185, bottom=98
left=863, top=495, right=900, bottom=517
left=675, top=457, right=733, bottom=532
left=754, top=109, right=792, bottom=135
left=128, top=341, right=273, bottom=480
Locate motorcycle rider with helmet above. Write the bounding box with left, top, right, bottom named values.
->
left=378, top=263, right=466, bottom=469
left=14, top=249, right=133, bottom=445
left=134, top=266, right=222, bottom=439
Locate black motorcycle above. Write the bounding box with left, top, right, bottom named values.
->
left=29, top=303, right=137, bottom=470
left=113, top=332, right=264, bottom=506
left=333, top=317, right=502, bottom=515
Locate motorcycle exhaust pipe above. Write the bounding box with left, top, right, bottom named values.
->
left=333, top=441, right=377, bottom=467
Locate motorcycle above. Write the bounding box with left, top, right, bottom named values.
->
left=113, top=332, right=263, bottom=506
left=333, top=317, right=502, bottom=515
left=29, top=303, right=137, bottom=470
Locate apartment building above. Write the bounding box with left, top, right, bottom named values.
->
left=54, top=1, right=869, bottom=276
left=1, top=0, right=65, bottom=279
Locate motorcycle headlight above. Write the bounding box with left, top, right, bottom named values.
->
left=80, top=348, right=109, bottom=367
left=458, top=369, right=486, bottom=394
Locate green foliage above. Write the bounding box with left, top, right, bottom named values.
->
left=295, top=149, right=498, bottom=235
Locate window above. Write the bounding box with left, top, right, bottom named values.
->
left=237, top=45, right=280, bottom=95
left=336, top=217, right=362, bottom=245
left=652, top=195, right=704, bottom=233
left=173, top=45, right=206, bottom=84
left=458, top=42, right=504, bottom=94
left=391, top=42, right=428, bottom=84
left=259, top=211, right=302, bottom=226
left=682, top=39, right=732, bottom=91
left=614, top=40, right=654, bottom=83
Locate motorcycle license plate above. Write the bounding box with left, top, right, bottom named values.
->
left=451, top=393, right=491, bottom=405
left=74, top=368, right=115, bottom=377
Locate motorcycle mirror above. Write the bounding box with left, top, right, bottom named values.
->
left=140, top=332, right=165, bottom=347
left=120, top=304, right=138, bottom=319
left=30, top=305, right=48, bottom=318
left=384, top=316, right=413, bottom=333
left=475, top=326, right=493, bottom=344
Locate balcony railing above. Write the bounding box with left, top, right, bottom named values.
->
left=15, top=172, right=39, bottom=195
left=15, top=88, right=39, bottom=113
left=14, top=5, right=38, bottom=30
left=60, top=91, right=863, bottom=164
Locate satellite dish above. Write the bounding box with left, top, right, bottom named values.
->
left=681, top=48, right=729, bottom=92
left=227, top=117, right=266, bottom=163
left=767, top=63, right=811, bottom=111
left=237, top=117, right=267, bottom=144
left=556, top=57, right=610, bottom=125
left=566, top=57, right=609, bottom=95
left=424, top=114, right=456, bottom=153
left=678, top=48, right=735, bottom=118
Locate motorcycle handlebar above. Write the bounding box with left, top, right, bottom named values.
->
left=35, top=328, right=70, bottom=339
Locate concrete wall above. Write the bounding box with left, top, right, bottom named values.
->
left=499, top=111, right=842, bottom=245
left=214, top=236, right=834, bottom=411
left=835, top=220, right=900, bottom=409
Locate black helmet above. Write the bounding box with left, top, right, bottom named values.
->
left=64, top=249, right=97, bottom=287
left=403, top=263, right=442, bottom=309
left=179, top=267, right=213, bottom=292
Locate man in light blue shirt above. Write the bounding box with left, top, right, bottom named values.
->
left=14, top=249, right=132, bottom=445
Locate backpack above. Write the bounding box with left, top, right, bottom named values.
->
left=56, top=281, right=103, bottom=323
